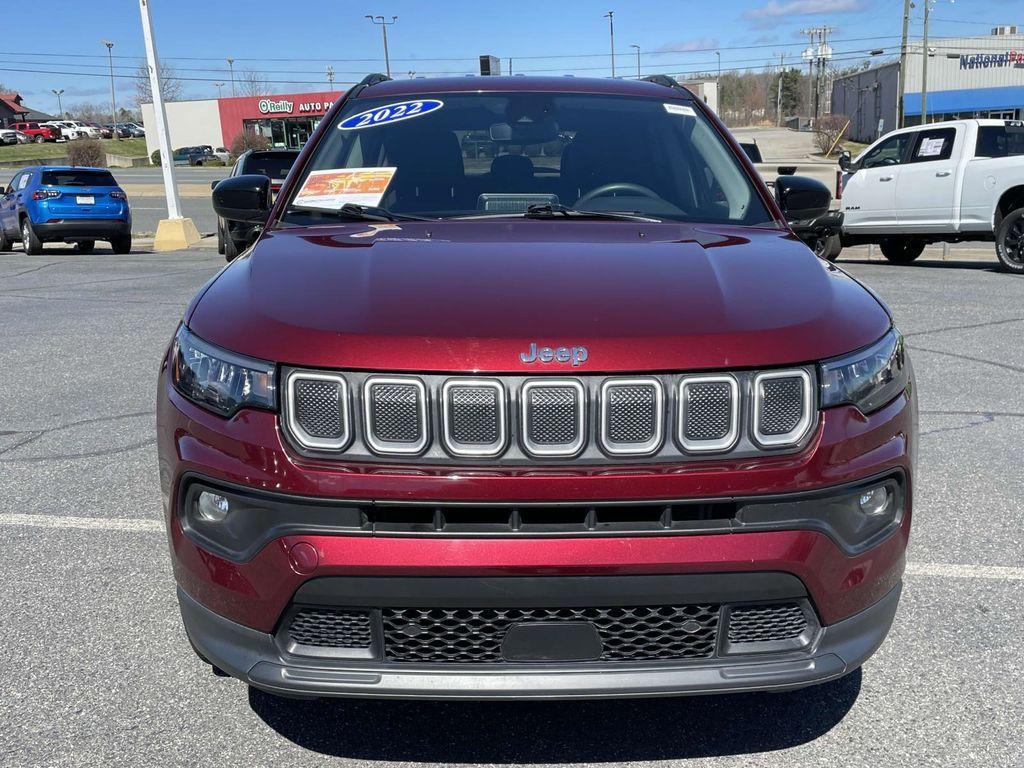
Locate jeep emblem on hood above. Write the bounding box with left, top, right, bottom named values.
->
left=519, top=343, right=589, bottom=367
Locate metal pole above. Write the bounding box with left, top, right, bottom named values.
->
left=508, top=57, right=513, bottom=75
left=138, top=0, right=182, bottom=220
left=227, top=58, right=235, bottom=97
left=51, top=89, right=64, bottom=118
left=213, top=82, right=224, bottom=99
left=897, top=0, right=911, bottom=126
left=630, top=44, right=640, bottom=79
left=327, top=65, right=335, bottom=88
left=921, top=0, right=930, bottom=123
left=715, top=51, right=721, bottom=85
left=102, top=41, right=117, bottom=140
left=366, top=16, right=397, bottom=78
left=604, top=11, right=615, bottom=77
left=776, top=54, right=784, bottom=126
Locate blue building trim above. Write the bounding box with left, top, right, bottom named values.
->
left=904, top=85, right=1024, bottom=116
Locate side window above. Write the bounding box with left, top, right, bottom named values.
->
left=862, top=134, right=911, bottom=169
left=5, top=174, right=19, bottom=193
left=18, top=173, right=31, bottom=191
left=909, top=127, right=956, bottom=163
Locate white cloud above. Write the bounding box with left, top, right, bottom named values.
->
left=651, top=37, right=720, bottom=56
left=744, top=0, right=865, bottom=22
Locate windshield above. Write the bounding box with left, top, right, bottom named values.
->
left=282, top=91, right=772, bottom=225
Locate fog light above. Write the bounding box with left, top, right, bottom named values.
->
left=858, top=486, right=890, bottom=517
left=196, top=491, right=230, bottom=522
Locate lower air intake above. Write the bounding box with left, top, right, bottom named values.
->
left=727, top=603, right=808, bottom=643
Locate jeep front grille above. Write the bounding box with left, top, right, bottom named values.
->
left=281, top=368, right=817, bottom=462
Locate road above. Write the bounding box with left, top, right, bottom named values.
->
left=0, top=247, right=1021, bottom=767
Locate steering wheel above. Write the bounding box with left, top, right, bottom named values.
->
left=576, top=182, right=661, bottom=207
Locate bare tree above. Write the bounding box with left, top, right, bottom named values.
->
left=134, top=61, right=184, bottom=107
left=237, top=69, right=271, bottom=97
left=67, top=101, right=111, bottom=123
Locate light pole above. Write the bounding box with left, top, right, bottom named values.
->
left=715, top=50, right=721, bottom=84
left=51, top=88, right=64, bottom=118
left=226, top=58, right=236, bottom=97
left=604, top=11, right=615, bottom=77
left=213, top=82, right=224, bottom=99
left=101, top=40, right=118, bottom=140
left=327, top=65, right=335, bottom=88
left=897, top=0, right=911, bottom=126
left=630, top=44, right=640, bottom=79
left=366, top=15, right=398, bottom=78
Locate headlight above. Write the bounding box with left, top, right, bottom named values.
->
left=820, top=328, right=908, bottom=414
left=170, top=326, right=276, bottom=417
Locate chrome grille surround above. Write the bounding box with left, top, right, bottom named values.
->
left=677, top=375, right=739, bottom=453
left=441, top=378, right=507, bottom=457
left=362, top=376, right=429, bottom=455
left=752, top=370, right=813, bottom=448
left=280, top=367, right=818, bottom=464
left=284, top=370, right=351, bottom=451
left=599, top=378, right=664, bottom=456
left=520, top=379, right=586, bottom=457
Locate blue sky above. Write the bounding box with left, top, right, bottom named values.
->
left=1, top=0, right=1016, bottom=113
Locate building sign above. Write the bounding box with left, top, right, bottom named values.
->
left=258, top=98, right=295, bottom=114
left=299, top=101, right=333, bottom=113
left=959, top=51, right=1024, bottom=69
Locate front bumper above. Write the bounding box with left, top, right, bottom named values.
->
left=180, top=581, right=901, bottom=700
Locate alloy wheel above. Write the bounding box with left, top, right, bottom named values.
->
left=1003, top=217, right=1024, bottom=267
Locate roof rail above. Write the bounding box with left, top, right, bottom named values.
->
left=357, top=73, right=391, bottom=89
left=641, top=74, right=681, bottom=89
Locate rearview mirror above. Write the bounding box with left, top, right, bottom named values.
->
left=838, top=150, right=853, bottom=172
left=212, top=174, right=271, bottom=224
left=489, top=118, right=559, bottom=144
left=775, top=175, right=831, bottom=225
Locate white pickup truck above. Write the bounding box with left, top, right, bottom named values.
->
left=834, top=119, right=1024, bottom=272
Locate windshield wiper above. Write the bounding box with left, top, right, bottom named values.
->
left=524, top=203, right=661, bottom=223
left=291, top=203, right=434, bottom=222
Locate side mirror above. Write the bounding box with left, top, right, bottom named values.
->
left=775, top=174, right=831, bottom=225
left=212, top=174, right=271, bottom=224
left=838, top=150, right=852, bottom=172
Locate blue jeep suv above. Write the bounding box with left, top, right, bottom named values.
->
left=0, top=166, right=131, bottom=254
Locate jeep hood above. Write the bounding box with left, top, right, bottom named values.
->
left=188, top=220, right=890, bottom=372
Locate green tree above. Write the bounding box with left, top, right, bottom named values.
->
left=776, top=68, right=802, bottom=117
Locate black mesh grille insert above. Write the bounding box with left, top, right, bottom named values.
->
left=527, top=386, right=579, bottom=446
left=294, top=378, right=345, bottom=439
left=683, top=381, right=733, bottom=441
left=727, top=603, right=807, bottom=643
left=448, top=386, right=500, bottom=445
left=369, top=383, right=422, bottom=443
left=382, top=604, right=720, bottom=663
left=287, top=609, right=373, bottom=648
left=759, top=377, right=804, bottom=436
left=606, top=384, right=657, bottom=444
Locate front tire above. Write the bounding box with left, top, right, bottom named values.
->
left=217, top=223, right=226, bottom=255
left=814, top=233, right=842, bottom=262
left=879, top=236, right=925, bottom=265
left=21, top=219, right=42, bottom=254
left=0, top=225, right=12, bottom=252
left=224, top=233, right=240, bottom=261
left=34, top=135, right=44, bottom=143
left=995, top=207, right=1024, bottom=274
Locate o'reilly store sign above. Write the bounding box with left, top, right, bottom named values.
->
left=257, top=98, right=336, bottom=116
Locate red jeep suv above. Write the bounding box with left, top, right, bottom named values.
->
left=158, top=74, right=915, bottom=700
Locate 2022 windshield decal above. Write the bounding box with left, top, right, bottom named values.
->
left=338, top=100, right=444, bottom=131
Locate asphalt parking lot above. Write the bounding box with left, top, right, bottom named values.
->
left=1, top=247, right=1022, bottom=767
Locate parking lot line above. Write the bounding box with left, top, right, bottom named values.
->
left=0, top=513, right=1021, bottom=581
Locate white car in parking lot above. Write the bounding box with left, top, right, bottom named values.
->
left=836, top=119, right=1024, bottom=272
left=43, top=120, right=88, bottom=140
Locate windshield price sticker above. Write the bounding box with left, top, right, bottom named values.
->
left=339, top=100, right=444, bottom=130
left=294, top=167, right=397, bottom=209
left=663, top=103, right=696, bottom=117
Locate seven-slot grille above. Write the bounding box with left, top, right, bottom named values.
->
left=282, top=369, right=816, bottom=460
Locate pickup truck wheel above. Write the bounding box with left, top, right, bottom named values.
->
left=224, top=233, right=240, bottom=261
left=21, top=219, right=43, bottom=254
left=879, top=236, right=925, bottom=264
left=995, top=208, right=1024, bottom=274
left=814, top=233, right=842, bottom=262
left=216, top=224, right=226, bottom=255
left=33, top=135, right=44, bottom=144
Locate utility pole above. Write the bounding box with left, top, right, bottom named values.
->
left=508, top=57, right=513, bottom=75
left=226, top=58, right=236, bottom=97
left=604, top=11, right=615, bottom=77
left=921, top=0, right=931, bottom=123
left=101, top=40, right=118, bottom=140
left=366, top=15, right=398, bottom=78
left=897, top=0, right=911, bottom=126
left=213, top=82, right=224, bottom=99
left=327, top=65, right=335, bottom=88
left=776, top=53, right=785, bottom=126
left=630, top=44, right=640, bottom=79
left=715, top=51, right=721, bottom=85
left=51, top=89, right=64, bottom=118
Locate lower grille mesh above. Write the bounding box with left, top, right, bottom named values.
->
left=287, top=609, right=373, bottom=649
left=381, top=604, right=720, bottom=663
left=727, top=603, right=807, bottom=643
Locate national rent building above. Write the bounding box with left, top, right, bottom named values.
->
left=832, top=26, right=1024, bottom=143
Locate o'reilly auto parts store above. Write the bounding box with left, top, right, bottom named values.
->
left=832, top=26, right=1024, bottom=143
left=141, top=90, right=342, bottom=155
